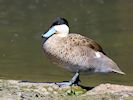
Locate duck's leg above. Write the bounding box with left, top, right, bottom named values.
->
left=69, top=72, right=80, bottom=85
left=56, top=71, right=80, bottom=87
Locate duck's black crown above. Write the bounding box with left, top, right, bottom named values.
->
left=50, top=17, right=69, bottom=28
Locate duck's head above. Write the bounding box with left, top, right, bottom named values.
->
left=42, top=17, right=69, bottom=39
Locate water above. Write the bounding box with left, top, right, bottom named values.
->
left=0, top=0, right=133, bottom=86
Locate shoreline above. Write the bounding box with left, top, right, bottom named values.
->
left=0, top=79, right=133, bottom=100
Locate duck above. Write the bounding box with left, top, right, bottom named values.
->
left=42, top=17, right=125, bottom=86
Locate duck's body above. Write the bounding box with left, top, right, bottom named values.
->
left=42, top=17, right=124, bottom=86
left=43, top=33, right=123, bottom=74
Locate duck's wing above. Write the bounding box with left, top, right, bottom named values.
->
left=62, top=34, right=123, bottom=74
left=67, top=33, right=106, bottom=55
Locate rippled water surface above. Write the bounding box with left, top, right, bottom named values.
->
left=0, top=0, right=133, bottom=86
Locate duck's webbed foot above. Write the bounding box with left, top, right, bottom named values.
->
left=55, top=72, right=80, bottom=87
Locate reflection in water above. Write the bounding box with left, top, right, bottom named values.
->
left=0, top=0, right=132, bottom=86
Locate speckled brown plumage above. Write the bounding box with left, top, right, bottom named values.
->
left=43, top=33, right=124, bottom=74
left=62, top=33, right=105, bottom=54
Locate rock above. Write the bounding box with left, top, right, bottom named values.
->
left=84, top=83, right=133, bottom=95
left=47, top=87, right=54, bottom=92
left=0, top=79, right=133, bottom=100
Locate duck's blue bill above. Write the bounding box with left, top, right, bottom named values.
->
left=42, top=27, right=56, bottom=38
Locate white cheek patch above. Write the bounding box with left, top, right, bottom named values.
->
left=95, top=52, right=101, bottom=58
left=54, top=24, right=69, bottom=37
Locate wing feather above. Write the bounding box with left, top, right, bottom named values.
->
left=65, top=33, right=106, bottom=55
